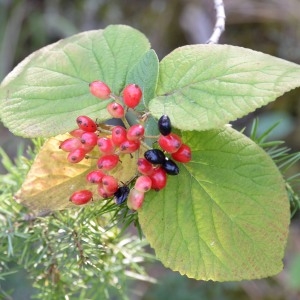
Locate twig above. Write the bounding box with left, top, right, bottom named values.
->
left=22, top=209, right=52, bottom=221
left=73, top=230, right=86, bottom=264
left=206, top=0, right=226, bottom=44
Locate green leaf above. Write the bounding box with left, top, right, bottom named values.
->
left=143, top=115, right=160, bottom=147
left=126, top=49, right=159, bottom=111
left=0, top=25, right=150, bottom=137
left=148, top=45, right=300, bottom=131
left=138, top=126, right=290, bottom=281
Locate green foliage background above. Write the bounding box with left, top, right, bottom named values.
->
left=1, top=0, right=300, bottom=299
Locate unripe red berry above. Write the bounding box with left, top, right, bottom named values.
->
left=97, top=154, right=119, bottom=171
left=86, top=170, right=105, bottom=184
left=102, top=175, right=118, bottom=194
left=98, top=184, right=115, bottom=199
left=127, top=188, right=145, bottom=210
left=158, top=133, right=182, bottom=153
left=119, top=140, right=140, bottom=154
left=135, top=175, right=152, bottom=192
left=80, top=143, right=95, bottom=153
left=69, top=190, right=93, bottom=205
left=149, top=167, right=167, bottom=191
left=59, top=138, right=81, bottom=152
left=89, top=80, right=111, bottom=99
left=122, top=84, right=142, bottom=109
left=76, top=116, right=97, bottom=132
left=97, top=137, right=115, bottom=154
left=137, top=158, right=154, bottom=175
left=107, top=102, right=125, bottom=118
left=81, top=132, right=98, bottom=147
left=111, top=126, right=127, bottom=146
left=127, top=124, right=145, bottom=141
left=69, top=128, right=85, bottom=138
left=67, top=148, right=86, bottom=163
left=171, top=144, right=192, bottom=163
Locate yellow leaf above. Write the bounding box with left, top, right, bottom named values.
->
left=15, top=133, right=142, bottom=213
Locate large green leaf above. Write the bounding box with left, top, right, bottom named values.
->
left=138, top=126, right=290, bottom=281
left=0, top=25, right=150, bottom=137
left=148, top=45, right=300, bottom=131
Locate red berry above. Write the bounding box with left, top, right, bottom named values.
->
left=171, top=144, right=192, bottom=163
left=135, top=175, right=152, bottom=193
left=158, top=133, right=182, bottom=153
left=122, top=84, right=142, bottom=109
left=97, top=154, right=119, bottom=171
left=137, top=158, right=154, bottom=175
left=102, top=175, right=118, bottom=194
left=86, top=170, right=105, bottom=184
left=69, top=128, right=85, bottom=138
left=89, top=80, right=111, bottom=99
left=111, top=126, right=127, bottom=146
left=80, top=143, right=95, bottom=153
left=97, top=137, right=115, bottom=154
left=81, top=132, right=98, bottom=148
left=127, top=188, right=145, bottom=210
left=67, top=148, right=86, bottom=163
left=107, top=102, right=125, bottom=118
left=69, top=190, right=93, bottom=205
left=98, top=184, right=115, bottom=199
left=149, top=167, right=167, bottom=191
left=119, top=140, right=140, bottom=154
left=76, top=116, right=97, bottom=132
left=59, top=138, right=81, bottom=152
left=127, top=124, right=145, bottom=141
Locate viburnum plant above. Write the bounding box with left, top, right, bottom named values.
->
left=1, top=24, right=300, bottom=282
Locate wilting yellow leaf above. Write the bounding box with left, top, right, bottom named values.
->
left=15, top=133, right=142, bottom=213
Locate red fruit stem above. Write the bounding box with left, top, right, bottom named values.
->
left=121, top=115, right=131, bottom=129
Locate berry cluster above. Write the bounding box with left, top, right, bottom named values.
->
left=59, top=115, right=98, bottom=163
left=129, top=115, right=192, bottom=209
left=61, top=81, right=191, bottom=211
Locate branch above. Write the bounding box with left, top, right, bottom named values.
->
left=206, top=0, right=226, bottom=44
left=72, top=229, right=86, bottom=264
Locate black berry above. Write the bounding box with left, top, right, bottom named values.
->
left=162, top=159, right=179, bottom=175
left=158, top=115, right=172, bottom=136
left=144, top=149, right=166, bottom=164
left=114, top=186, right=130, bottom=205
